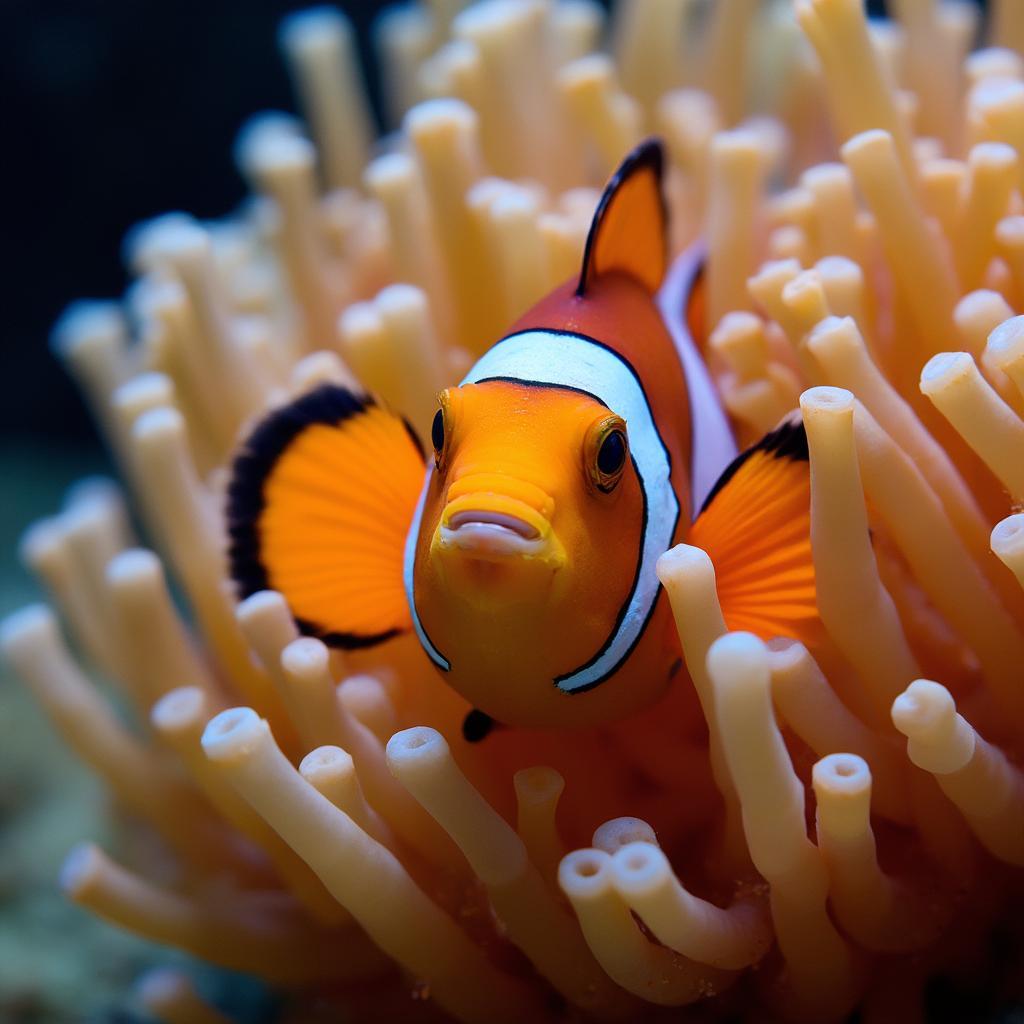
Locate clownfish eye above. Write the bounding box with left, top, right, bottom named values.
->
left=598, top=430, right=626, bottom=475
left=431, top=408, right=445, bottom=458
left=432, top=390, right=454, bottom=469
left=586, top=416, right=628, bottom=493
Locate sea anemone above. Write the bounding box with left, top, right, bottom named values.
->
left=5, top=0, right=1024, bottom=1020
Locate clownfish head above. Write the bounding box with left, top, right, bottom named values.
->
left=430, top=381, right=634, bottom=578
left=407, top=374, right=651, bottom=726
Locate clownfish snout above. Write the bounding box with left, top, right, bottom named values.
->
left=444, top=472, right=555, bottom=518
left=436, top=474, right=562, bottom=566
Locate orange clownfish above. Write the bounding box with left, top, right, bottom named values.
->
left=227, top=140, right=816, bottom=738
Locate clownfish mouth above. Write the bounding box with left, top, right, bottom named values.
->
left=446, top=510, right=540, bottom=540
left=436, top=485, right=563, bottom=567
left=439, top=512, right=547, bottom=559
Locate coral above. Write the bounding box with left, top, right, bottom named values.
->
left=5, top=0, right=1024, bottom=1021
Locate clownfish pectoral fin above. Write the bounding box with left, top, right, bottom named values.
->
left=227, top=384, right=425, bottom=648
left=689, top=416, right=819, bottom=646
left=576, top=138, right=668, bottom=297
left=462, top=709, right=499, bottom=743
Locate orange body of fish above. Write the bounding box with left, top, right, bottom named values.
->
left=227, top=140, right=817, bottom=738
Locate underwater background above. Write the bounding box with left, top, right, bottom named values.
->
left=5, top=1, right=1020, bottom=1023
left=4, top=5, right=390, bottom=1020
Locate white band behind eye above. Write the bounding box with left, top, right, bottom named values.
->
left=459, top=329, right=680, bottom=694
left=403, top=468, right=451, bottom=672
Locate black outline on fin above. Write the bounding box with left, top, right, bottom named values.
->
left=699, top=416, right=809, bottom=516
left=226, top=383, right=421, bottom=650
left=576, top=138, right=668, bottom=298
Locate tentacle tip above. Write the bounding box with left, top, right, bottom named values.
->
left=105, top=548, right=161, bottom=588
left=300, top=744, right=353, bottom=782
left=656, top=543, right=713, bottom=584
left=135, top=966, right=189, bottom=1007
left=282, top=635, right=331, bottom=675
left=60, top=842, right=102, bottom=896
left=513, top=765, right=565, bottom=804
left=0, top=604, right=56, bottom=660
left=236, top=589, right=291, bottom=626
left=919, top=351, right=972, bottom=392
left=49, top=300, right=124, bottom=360
left=799, top=384, right=853, bottom=413
left=559, top=848, right=613, bottom=900
left=201, top=706, right=267, bottom=762
left=890, top=679, right=955, bottom=738
left=610, top=841, right=670, bottom=896
left=132, top=405, right=185, bottom=445
left=279, top=5, right=349, bottom=52
left=17, top=517, right=64, bottom=568
left=706, top=631, right=769, bottom=686
left=812, top=752, right=871, bottom=796
left=992, top=514, right=1024, bottom=558
left=151, top=686, right=206, bottom=733
left=403, top=96, right=477, bottom=137
left=386, top=725, right=447, bottom=772
left=593, top=816, right=658, bottom=854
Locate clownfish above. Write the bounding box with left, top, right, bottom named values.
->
left=227, top=140, right=817, bottom=736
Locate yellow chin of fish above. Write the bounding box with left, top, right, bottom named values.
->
left=432, top=492, right=567, bottom=606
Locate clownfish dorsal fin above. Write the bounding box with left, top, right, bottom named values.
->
left=227, top=384, right=425, bottom=648
left=576, top=138, right=669, bottom=297
left=689, top=416, right=820, bottom=646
